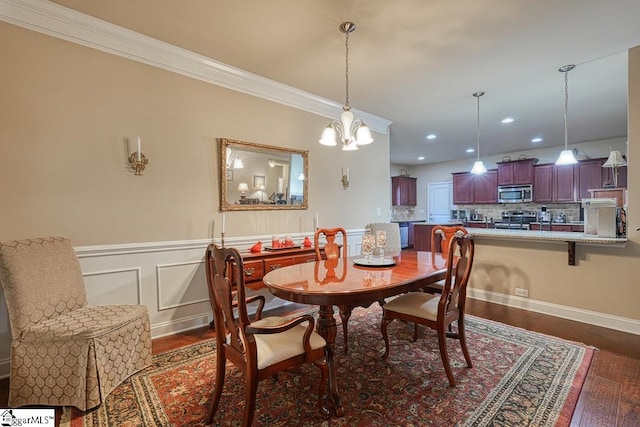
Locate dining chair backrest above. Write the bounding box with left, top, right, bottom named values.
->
left=314, top=227, right=347, bottom=261
left=431, top=225, right=468, bottom=257
left=440, top=233, right=475, bottom=317
left=205, top=244, right=251, bottom=355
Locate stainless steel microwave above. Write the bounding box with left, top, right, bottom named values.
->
left=498, top=184, right=533, bottom=203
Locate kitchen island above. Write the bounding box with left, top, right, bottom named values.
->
left=466, top=228, right=626, bottom=266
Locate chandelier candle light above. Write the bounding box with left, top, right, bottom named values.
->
left=470, top=92, right=487, bottom=174
left=129, top=136, right=149, bottom=175
left=555, top=64, right=578, bottom=165
left=319, top=22, right=373, bottom=150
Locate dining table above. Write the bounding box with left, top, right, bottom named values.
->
left=261, top=250, right=448, bottom=417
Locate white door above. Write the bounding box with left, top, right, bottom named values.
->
left=428, top=182, right=452, bottom=223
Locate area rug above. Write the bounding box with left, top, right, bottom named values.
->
left=63, top=306, right=594, bottom=426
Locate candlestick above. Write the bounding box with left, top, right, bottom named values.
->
left=222, top=213, right=226, bottom=234
left=315, top=213, right=319, bottom=230
left=137, top=137, right=141, bottom=161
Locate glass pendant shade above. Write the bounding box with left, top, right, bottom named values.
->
left=555, top=149, right=578, bottom=165
left=470, top=160, right=487, bottom=174
left=319, top=126, right=338, bottom=146
left=356, top=124, right=373, bottom=145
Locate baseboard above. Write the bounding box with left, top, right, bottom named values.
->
left=468, top=288, right=640, bottom=336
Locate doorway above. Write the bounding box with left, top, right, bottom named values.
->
left=428, top=182, right=452, bottom=223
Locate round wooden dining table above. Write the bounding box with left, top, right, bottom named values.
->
left=262, top=250, right=448, bottom=417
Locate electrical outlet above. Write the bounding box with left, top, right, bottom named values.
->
left=514, top=288, right=529, bottom=297
left=376, top=207, right=381, bottom=216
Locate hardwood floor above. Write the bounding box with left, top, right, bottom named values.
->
left=1, top=299, right=638, bottom=426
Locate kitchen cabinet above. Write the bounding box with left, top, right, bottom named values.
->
left=452, top=173, right=474, bottom=204
left=602, top=165, right=628, bottom=189
left=452, top=170, right=498, bottom=204
left=497, top=158, right=536, bottom=186
left=576, top=159, right=603, bottom=200
left=391, top=176, right=417, bottom=206
left=408, top=223, right=416, bottom=248
left=532, top=163, right=575, bottom=203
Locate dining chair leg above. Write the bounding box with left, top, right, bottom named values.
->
left=314, top=359, right=330, bottom=417
left=413, top=322, right=419, bottom=341
left=207, top=349, right=226, bottom=424
left=380, top=316, right=392, bottom=359
left=458, top=315, right=473, bottom=368
left=437, top=326, right=456, bottom=387
left=243, top=372, right=259, bottom=427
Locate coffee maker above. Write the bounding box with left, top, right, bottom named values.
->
left=582, top=198, right=617, bottom=238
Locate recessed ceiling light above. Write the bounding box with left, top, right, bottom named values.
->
left=531, top=137, right=543, bottom=143
left=466, top=148, right=475, bottom=153
left=426, top=134, right=437, bottom=140
left=501, top=117, right=515, bottom=124
left=417, top=156, right=425, bottom=160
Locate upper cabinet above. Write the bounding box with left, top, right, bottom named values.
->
left=452, top=170, right=498, bottom=204
left=497, top=158, right=536, bottom=186
left=391, top=176, right=417, bottom=206
left=532, top=157, right=627, bottom=203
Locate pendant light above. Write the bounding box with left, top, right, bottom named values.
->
left=470, top=91, right=487, bottom=174
left=555, top=64, right=578, bottom=165
left=319, top=22, right=373, bottom=150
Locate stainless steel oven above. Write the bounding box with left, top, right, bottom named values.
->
left=492, top=210, right=537, bottom=230
left=498, top=184, right=533, bottom=203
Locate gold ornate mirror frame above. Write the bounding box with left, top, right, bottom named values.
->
left=220, top=138, right=309, bottom=211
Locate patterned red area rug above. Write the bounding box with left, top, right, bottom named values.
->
left=64, top=306, right=594, bottom=426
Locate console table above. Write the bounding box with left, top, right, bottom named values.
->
left=233, top=246, right=322, bottom=290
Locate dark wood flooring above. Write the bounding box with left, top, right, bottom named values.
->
left=2, top=299, right=639, bottom=426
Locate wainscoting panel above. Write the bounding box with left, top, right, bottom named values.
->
left=83, top=267, right=142, bottom=305
left=156, top=261, right=208, bottom=311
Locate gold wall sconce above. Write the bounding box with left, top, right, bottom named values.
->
left=341, top=167, right=349, bottom=190
left=128, top=136, right=149, bottom=175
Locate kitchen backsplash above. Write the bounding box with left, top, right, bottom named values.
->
left=454, top=203, right=582, bottom=222
left=391, top=206, right=417, bottom=221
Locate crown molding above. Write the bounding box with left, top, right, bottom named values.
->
left=0, top=0, right=392, bottom=134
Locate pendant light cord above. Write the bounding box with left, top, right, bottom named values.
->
left=476, top=94, right=481, bottom=160
left=344, top=29, right=350, bottom=111
left=564, top=69, right=569, bottom=150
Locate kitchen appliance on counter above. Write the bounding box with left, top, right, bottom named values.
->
left=471, top=212, right=483, bottom=221
left=493, top=210, right=537, bottom=230
left=450, top=209, right=468, bottom=222
left=582, top=198, right=618, bottom=238
left=539, top=206, right=551, bottom=222
left=498, top=184, right=533, bottom=203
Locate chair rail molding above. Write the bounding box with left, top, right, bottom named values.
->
left=0, top=0, right=392, bottom=133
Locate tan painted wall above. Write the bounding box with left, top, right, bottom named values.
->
left=0, top=23, right=390, bottom=246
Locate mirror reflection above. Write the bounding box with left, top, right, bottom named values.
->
left=220, top=138, right=308, bottom=211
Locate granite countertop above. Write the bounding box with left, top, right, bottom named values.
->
left=391, top=219, right=428, bottom=223
left=467, top=228, right=626, bottom=246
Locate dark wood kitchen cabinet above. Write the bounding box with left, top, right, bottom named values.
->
left=576, top=159, right=603, bottom=200
left=452, top=170, right=498, bottom=204
left=497, top=158, right=535, bottom=186
left=392, top=176, right=417, bottom=206
left=452, top=173, right=474, bottom=204
left=533, top=163, right=575, bottom=203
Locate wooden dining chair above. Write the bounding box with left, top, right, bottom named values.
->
left=205, top=244, right=331, bottom=426
left=380, top=234, right=475, bottom=387
left=313, top=228, right=355, bottom=353
left=423, top=225, right=468, bottom=294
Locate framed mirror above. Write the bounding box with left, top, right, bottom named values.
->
left=220, top=138, right=309, bottom=211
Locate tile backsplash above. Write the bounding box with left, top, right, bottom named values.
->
left=455, top=203, right=582, bottom=222
left=391, top=206, right=417, bottom=221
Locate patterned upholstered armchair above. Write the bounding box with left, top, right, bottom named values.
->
left=0, top=237, right=152, bottom=411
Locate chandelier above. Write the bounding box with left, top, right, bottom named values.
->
left=555, top=64, right=578, bottom=165
left=319, top=22, right=373, bottom=150
left=470, top=91, right=487, bottom=174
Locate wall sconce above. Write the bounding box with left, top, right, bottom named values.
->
left=341, top=167, right=349, bottom=190
left=128, top=136, right=149, bottom=176
left=237, top=182, right=249, bottom=199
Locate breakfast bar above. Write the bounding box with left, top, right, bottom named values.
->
left=465, top=228, right=627, bottom=266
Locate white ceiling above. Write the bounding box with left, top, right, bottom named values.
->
left=51, top=0, right=640, bottom=165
